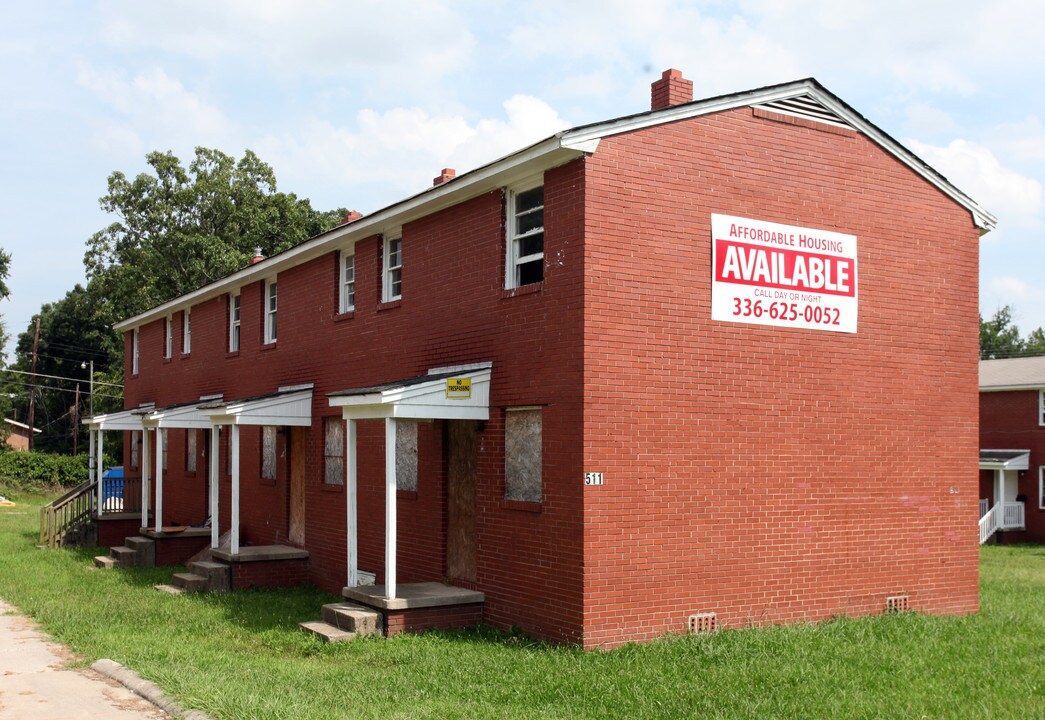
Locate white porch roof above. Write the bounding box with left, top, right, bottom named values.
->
left=328, top=365, right=491, bottom=421
left=979, top=449, right=1030, bottom=470
left=83, top=406, right=151, bottom=431
left=200, top=385, right=313, bottom=426
left=139, top=396, right=223, bottom=429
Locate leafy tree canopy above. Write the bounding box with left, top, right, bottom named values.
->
left=85, top=147, right=346, bottom=324
left=980, top=305, right=1045, bottom=359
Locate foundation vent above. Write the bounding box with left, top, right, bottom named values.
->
left=754, top=95, right=849, bottom=128
left=885, top=595, right=910, bottom=613
left=687, top=612, right=718, bottom=634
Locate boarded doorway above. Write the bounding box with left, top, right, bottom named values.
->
left=289, top=427, right=306, bottom=546
left=447, top=420, right=478, bottom=582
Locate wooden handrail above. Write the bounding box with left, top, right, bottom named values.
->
left=39, top=480, right=98, bottom=548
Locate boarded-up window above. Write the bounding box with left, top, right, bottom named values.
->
left=130, top=430, right=140, bottom=470
left=505, top=408, right=541, bottom=502
left=186, top=430, right=197, bottom=473
left=324, top=417, right=344, bottom=485
left=261, top=426, right=277, bottom=480
left=161, top=429, right=168, bottom=471
left=396, top=421, right=418, bottom=491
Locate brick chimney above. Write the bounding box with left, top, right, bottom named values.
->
left=341, top=210, right=363, bottom=224
left=249, top=247, right=265, bottom=265
left=433, top=168, right=456, bottom=186
left=651, top=68, right=693, bottom=111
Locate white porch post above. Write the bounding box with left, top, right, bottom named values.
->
left=231, top=424, right=240, bottom=555
left=384, top=418, right=397, bottom=600
left=141, top=429, right=150, bottom=528
left=346, top=419, right=358, bottom=588
left=154, top=428, right=164, bottom=532
left=210, top=426, right=220, bottom=549
left=88, top=430, right=97, bottom=512
left=95, top=430, right=104, bottom=512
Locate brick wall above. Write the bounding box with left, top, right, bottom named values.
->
left=153, top=534, right=211, bottom=566
left=384, top=603, right=484, bottom=637
left=231, top=558, right=309, bottom=590
left=124, top=162, right=587, bottom=644
left=980, top=390, right=1045, bottom=542
left=580, top=106, right=981, bottom=647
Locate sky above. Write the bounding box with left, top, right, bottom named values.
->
left=1, top=0, right=1042, bottom=361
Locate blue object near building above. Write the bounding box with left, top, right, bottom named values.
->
left=102, top=466, right=124, bottom=503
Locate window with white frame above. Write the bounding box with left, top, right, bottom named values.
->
left=229, top=293, right=241, bottom=352
left=132, top=329, right=140, bottom=374
left=261, top=426, right=277, bottom=480
left=264, top=279, right=278, bottom=343
left=383, top=236, right=402, bottom=302
left=324, top=417, right=344, bottom=485
left=340, top=251, right=356, bottom=313
left=130, top=430, right=140, bottom=470
left=1040, top=466, right=1045, bottom=510
left=164, top=316, right=173, bottom=359
left=183, top=308, right=191, bottom=354
left=505, top=407, right=542, bottom=502
left=506, top=183, right=544, bottom=288
left=396, top=421, right=418, bottom=491
left=186, top=429, right=197, bottom=473
left=1039, top=390, right=1044, bottom=426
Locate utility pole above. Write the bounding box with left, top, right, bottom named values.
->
left=72, top=385, right=80, bottom=456
left=27, top=317, right=40, bottom=452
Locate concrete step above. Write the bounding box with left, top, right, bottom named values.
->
left=321, top=603, right=382, bottom=636
left=110, top=546, right=136, bottom=568
left=187, top=560, right=231, bottom=593
left=172, top=572, right=205, bottom=592
left=154, top=584, right=185, bottom=595
left=124, top=536, right=156, bottom=568
left=93, top=555, right=115, bottom=569
left=299, top=620, right=356, bottom=643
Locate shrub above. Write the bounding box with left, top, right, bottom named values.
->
left=0, top=451, right=103, bottom=489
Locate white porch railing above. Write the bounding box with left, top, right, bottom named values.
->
left=978, top=500, right=1025, bottom=544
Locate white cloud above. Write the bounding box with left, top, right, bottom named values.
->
left=97, top=0, right=475, bottom=86
left=906, top=138, right=1043, bottom=229
left=257, top=95, right=570, bottom=210
left=75, top=63, right=234, bottom=154
left=985, top=116, right=1045, bottom=166
left=905, top=103, right=958, bottom=137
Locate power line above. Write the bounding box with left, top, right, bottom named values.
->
left=3, top=379, right=123, bottom=400
left=0, top=368, right=123, bottom=388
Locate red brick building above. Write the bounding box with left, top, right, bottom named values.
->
left=979, top=356, right=1045, bottom=543
left=88, top=70, right=995, bottom=648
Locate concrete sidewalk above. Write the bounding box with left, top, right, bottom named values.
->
left=0, top=598, right=168, bottom=719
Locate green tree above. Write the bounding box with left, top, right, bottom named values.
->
left=979, top=305, right=1045, bottom=359
left=84, top=147, right=346, bottom=325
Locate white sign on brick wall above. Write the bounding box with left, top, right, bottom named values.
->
left=711, top=214, right=858, bottom=334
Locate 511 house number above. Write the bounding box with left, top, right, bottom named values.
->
left=584, top=472, right=604, bottom=486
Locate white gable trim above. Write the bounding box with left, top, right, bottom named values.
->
left=201, top=389, right=313, bottom=427
left=84, top=408, right=144, bottom=432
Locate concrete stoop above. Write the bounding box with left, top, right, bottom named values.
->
left=154, top=559, right=232, bottom=595
left=93, top=536, right=156, bottom=570
left=299, top=603, right=383, bottom=643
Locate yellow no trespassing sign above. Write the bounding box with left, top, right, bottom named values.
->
left=446, top=377, right=471, bottom=399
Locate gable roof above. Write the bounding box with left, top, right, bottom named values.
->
left=4, top=418, right=41, bottom=434
left=980, top=356, right=1045, bottom=390
left=114, top=77, right=995, bottom=333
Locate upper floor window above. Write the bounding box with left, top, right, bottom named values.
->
left=183, top=308, right=192, bottom=354
left=132, top=329, right=140, bottom=375
left=229, top=293, right=241, bottom=352
left=264, top=279, right=278, bottom=344
left=383, top=236, right=402, bottom=302
left=164, top=316, right=173, bottom=359
left=506, top=183, right=544, bottom=288
left=340, top=252, right=356, bottom=313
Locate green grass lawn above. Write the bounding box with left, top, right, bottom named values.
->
left=2, top=491, right=1044, bottom=719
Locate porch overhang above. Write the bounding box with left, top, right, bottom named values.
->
left=138, top=396, right=222, bottom=429
left=199, top=386, right=314, bottom=426
left=327, top=365, right=492, bottom=421
left=83, top=406, right=150, bottom=431
left=979, top=449, right=1030, bottom=471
